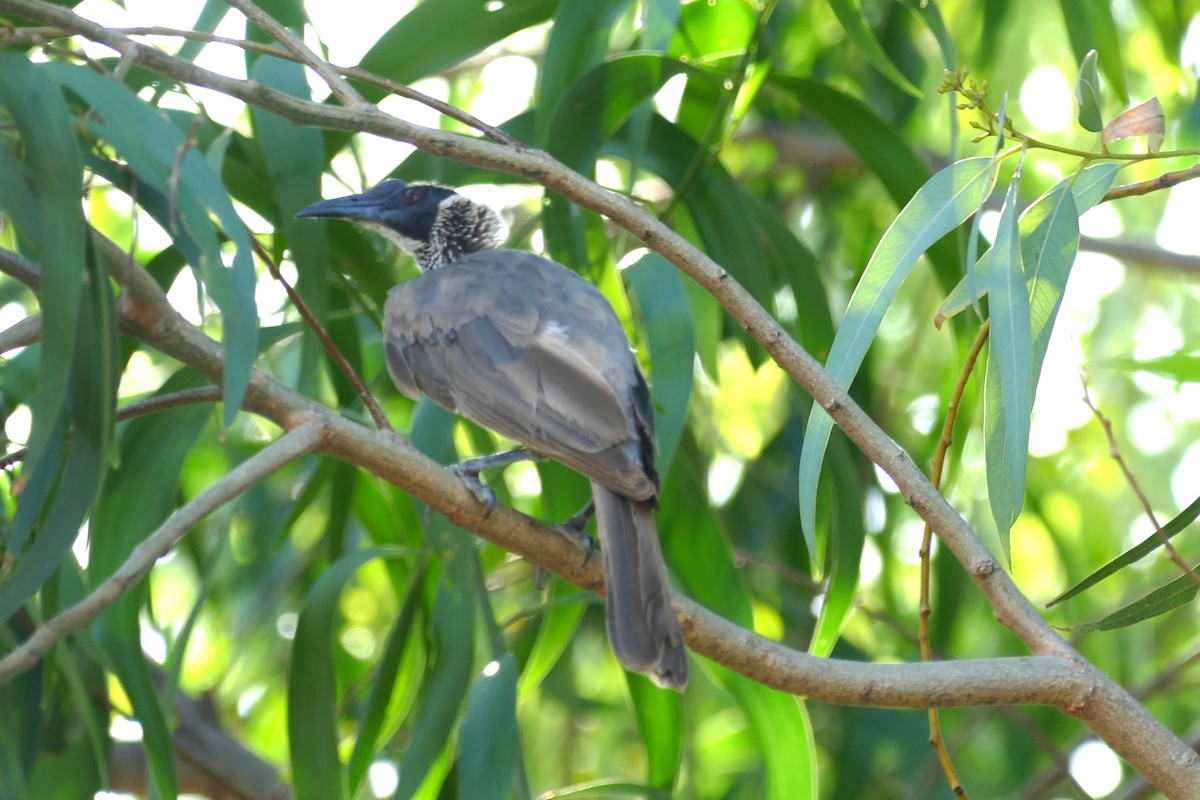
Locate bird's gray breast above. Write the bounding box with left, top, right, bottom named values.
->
left=382, top=250, right=657, bottom=500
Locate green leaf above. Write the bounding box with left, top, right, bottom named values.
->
left=1049, top=492, right=1200, bottom=607
left=0, top=239, right=116, bottom=635
left=936, top=163, right=1119, bottom=326
left=1075, top=49, right=1104, bottom=132
left=289, top=547, right=409, bottom=800
left=628, top=673, right=684, bottom=789
left=1060, top=2, right=1128, bottom=103
left=517, top=579, right=589, bottom=696
left=624, top=254, right=694, bottom=474
left=0, top=55, right=86, bottom=549
left=826, top=0, right=922, bottom=97
left=1113, top=352, right=1200, bottom=382
left=766, top=74, right=962, bottom=291
left=741, top=192, right=833, bottom=359
left=809, top=439, right=863, bottom=657
left=45, top=63, right=259, bottom=429
left=395, top=550, right=477, bottom=799
left=458, top=655, right=519, bottom=800
left=88, top=371, right=213, bottom=800
left=537, top=0, right=633, bottom=143
left=659, top=457, right=813, bottom=797
left=1072, top=571, right=1200, bottom=632
left=347, top=558, right=428, bottom=796
left=359, top=0, right=559, bottom=91
left=250, top=56, right=328, bottom=392
left=670, top=0, right=756, bottom=62
left=798, top=156, right=999, bottom=564
left=726, top=671, right=817, bottom=798
left=983, top=159, right=1031, bottom=556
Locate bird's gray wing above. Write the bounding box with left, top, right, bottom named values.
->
left=383, top=253, right=655, bottom=500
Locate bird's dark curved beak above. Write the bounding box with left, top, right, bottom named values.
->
left=296, top=190, right=388, bottom=221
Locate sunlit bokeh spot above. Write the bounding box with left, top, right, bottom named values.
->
left=1079, top=202, right=1124, bottom=239
left=1157, top=180, right=1200, bottom=255
left=276, top=611, right=299, bottom=640
left=4, top=404, right=30, bottom=447
left=368, top=760, right=400, bottom=797
left=654, top=73, right=688, bottom=122
left=1019, top=66, right=1074, bottom=132
left=1069, top=740, right=1122, bottom=797
left=707, top=453, right=745, bottom=507
left=110, top=715, right=143, bottom=743
left=1171, top=440, right=1200, bottom=509
left=473, top=56, right=537, bottom=123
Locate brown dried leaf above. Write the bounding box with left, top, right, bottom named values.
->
left=1102, top=97, right=1165, bottom=152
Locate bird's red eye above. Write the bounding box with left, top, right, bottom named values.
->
left=403, top=186, right=426, bottom=205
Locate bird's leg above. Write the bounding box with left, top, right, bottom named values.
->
left=546, top=498, right=597, bottom=575
left=449, top=448, right=541, bottom=518
left=533, top=499, right=597, bottom=589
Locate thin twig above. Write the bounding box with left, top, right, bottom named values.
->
left=1104, top=163, right=1200, bottom=202
left=248, top=236, right=392, bottom=432
left=0, top=421, right=324, bottom=685
left=221, top=0, right=365, bottom=108
left=2, top=25, right=519, bottom=145
left=0, top=387, right=223, bottom=470
left=0, top=313, right=41, bottom=353
left=918, top=318, right=991, bottom=800
left=1079, top=371, right=1200, bottom=589
left=734, top=549, right=923, bottom=648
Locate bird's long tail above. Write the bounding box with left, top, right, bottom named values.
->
left=591, top=482, right=689, bottom=691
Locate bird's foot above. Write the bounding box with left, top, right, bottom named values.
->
left=449, top=463, right=499, bottom=518
left=553, top=499, right=596, bottom=566
left=449, top=448, right=538, bottom=519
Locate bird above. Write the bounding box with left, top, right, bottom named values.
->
left=298, top=180, right=689, bottom=690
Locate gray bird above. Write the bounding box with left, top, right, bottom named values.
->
left=299, top=180, right=689, bottom=690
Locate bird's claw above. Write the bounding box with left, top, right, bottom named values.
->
left=449, top=463, right=497, bottom=518
left=554, top=502, right=596, bottom=567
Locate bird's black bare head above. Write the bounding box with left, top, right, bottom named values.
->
left=297, top=180, right=504, bottom=270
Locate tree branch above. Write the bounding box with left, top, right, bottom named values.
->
left=0, top=1, right=1197, bottom=793
left=0, top=421, right=325, bottom=685
left=221, top=0, right=365, bottom=108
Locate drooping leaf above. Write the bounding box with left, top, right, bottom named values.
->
left=358, top=0, right=560, bottom=94
left=1074, top=49, right=1104, bottom=132
left=624, top=253, right=694, bottom=474
left=516, top=578, right=591, bottom=696
left=1102, top=97, right=1166, bottom=152
left=394, top=548, right=477, bottom=799
left=45, top=62, right=258, bottom=429
left=346, top=558, right=428, bottom=796
left=825, top=0, right=922, bottom=97
left=537, top=0, right=634, bottom=144
left=1048, top=492, right=1200, bottom=607
left=0, top=55, right=87, bottom=551
left=935, top=163, right=1119, bottom=327
left=628, top=672, right=684, bottom=789
left=458, top=655, right=519, bottom=800
left=89, top=371, right=213, bottom=800
left=798, top=156, right=999, bottom=564
left=809, top=438, right=863, bottom=657
left=983, top=158, right=1031, bottom=557
left=1060, top=2, right=1128, bottom=102
left=289, top=547, right=410, bottom=800
left=250, top=56, right=328, bottom=391
left=1071, top=571, right=1200, bottom=632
